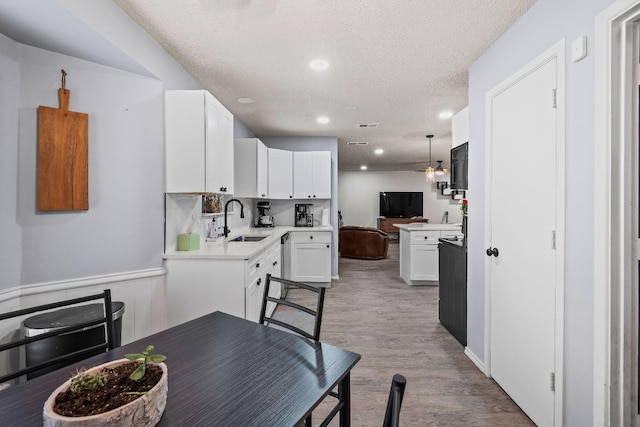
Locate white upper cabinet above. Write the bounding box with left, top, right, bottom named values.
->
left=268, top=148, right=293, bottom=199
left=234, top=138, right=268, bottom=198
left=206, top=92, right=235, bottom=194
left=164, top=90, right=234, bottom=193
left=293, top=151, right=331, bottom=199
left=452, top=106, right=469, bottom=148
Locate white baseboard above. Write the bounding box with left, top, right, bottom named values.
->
left=465, top=347, right=489, bottom=376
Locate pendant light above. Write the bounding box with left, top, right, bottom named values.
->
left=425, top=135, right=435, bottom=182
left=435, top=160, right=445, bottom=176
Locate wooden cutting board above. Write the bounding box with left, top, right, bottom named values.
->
left=38, top=88, right=88, bottom=211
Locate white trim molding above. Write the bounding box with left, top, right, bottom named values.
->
left=0, top=268, right=167, bottom=304
left=465, top=347, right=489, bottom=376
left=594, top=1, right=640, bottom=425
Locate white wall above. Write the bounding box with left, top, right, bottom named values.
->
left=59, top=0, right=202, bottom=90
left=0, top=34, right=21, bottom=288
left=0, top=1, right=205, bottom=291
left=467, top=0, right=614, bottom=424
left=338, top=171, right=464, bottom=228
left=7, top=42, right=164, bottom=286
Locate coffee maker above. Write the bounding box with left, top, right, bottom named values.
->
left=295, top=204, right=314, bottom=227
left=255, top=201, right=274, bottom=227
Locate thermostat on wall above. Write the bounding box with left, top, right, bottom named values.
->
left=571, top=36, right=587, bottom=62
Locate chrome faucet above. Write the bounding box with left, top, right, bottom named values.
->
left=224, top=198, right=245, bottom=238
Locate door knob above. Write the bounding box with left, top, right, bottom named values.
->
left=486, top=247, right=499, bottom=257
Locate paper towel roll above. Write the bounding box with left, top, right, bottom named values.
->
left=321, top=208, right=330, bottom=226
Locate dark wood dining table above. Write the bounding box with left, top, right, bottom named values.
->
left=0, top=311, right=361, bottom=426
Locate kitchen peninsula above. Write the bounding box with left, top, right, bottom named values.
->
left=163, top=226, right=332, bottom=327
left=395, top=223, right=463, bottom=285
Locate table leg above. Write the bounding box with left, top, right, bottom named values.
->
left=339, top=372, right=351, bottom=427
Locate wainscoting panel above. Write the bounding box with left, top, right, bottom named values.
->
left=0, top=268, right=167, bottom=387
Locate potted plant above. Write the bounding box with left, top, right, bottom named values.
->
left=43, top=345, right=168, bottom=427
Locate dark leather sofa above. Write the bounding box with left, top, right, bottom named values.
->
left=339, top=226, right=389, bottom=260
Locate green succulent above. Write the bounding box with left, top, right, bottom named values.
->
left=125, top=345, right=166, bottom=381
left=69, top=370, right=108, bottom=393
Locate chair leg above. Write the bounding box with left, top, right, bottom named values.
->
left=305, top=415, right=312, bottom=426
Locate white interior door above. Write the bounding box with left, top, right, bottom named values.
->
left=489, top=58, right=558, bottom=426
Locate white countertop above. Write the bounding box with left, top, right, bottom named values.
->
left=164, top=225, right=334, bottom=260
left=393, top=223, right=462, bottom=231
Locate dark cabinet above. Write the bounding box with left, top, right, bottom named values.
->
left=438, top=240, right=467, bottom=346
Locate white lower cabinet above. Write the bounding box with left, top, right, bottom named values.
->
left=165, top=258, right=245, bottom=328
left=263, top=239, right=282, bottom=315
left=399, top=229, right=441, bottom=285
left=409, top=245, right=439, bottom=280
left=245, top=240, right=282, bottom=322
left=166, top=240, right=283, bottom=327
left=244, top=251, right=265, bottom=323
left=290, top=231, right=331, bottom=282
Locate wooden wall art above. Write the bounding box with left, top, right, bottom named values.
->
left=38, top=70, right=88, bottom=211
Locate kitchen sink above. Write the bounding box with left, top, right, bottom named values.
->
left=229, top=235, right=268, bottom=242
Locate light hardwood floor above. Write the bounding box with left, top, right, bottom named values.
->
left=288, top=242, right=535, bottom=426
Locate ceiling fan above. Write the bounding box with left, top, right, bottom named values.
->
left=414, top=161, right=448, bottom=173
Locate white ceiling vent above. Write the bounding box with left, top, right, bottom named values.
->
left=357, top=123, right=379, bottom=128
left=346, top=141, right=369, bottom=146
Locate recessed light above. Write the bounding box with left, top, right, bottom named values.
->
left=317, top=116, right=330, bottom=124
left=374, top=148, right=384, bottom=155
left=236, top=97, right=254, bottom=104
left=360, top=165, right=368, bottom=170
left=310, top=59, right=329, bottom=70
left=439, top=111, right=453, bottom=119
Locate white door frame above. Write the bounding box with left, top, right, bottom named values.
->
left=594, top=1, right=640, bottom=425
left=484, top=39, right=566, bottom=425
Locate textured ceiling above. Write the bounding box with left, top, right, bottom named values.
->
left=118, top=1, right=535, bottom=171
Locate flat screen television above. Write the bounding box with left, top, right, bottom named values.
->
left=450, top=142, right=468, bottom=190
left=379, top=192, right=423, bottom=218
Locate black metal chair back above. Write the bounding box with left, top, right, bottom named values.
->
left=0, top=289, right=116, bottom=384
left=259, top=274, right=325, bottom=341
left=383, top=374, right=407, bottom=427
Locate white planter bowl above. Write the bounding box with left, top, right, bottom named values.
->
left=43, top=358, right=168, bottom=427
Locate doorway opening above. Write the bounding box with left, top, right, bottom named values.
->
left=594, top=2, right=640, bottom=425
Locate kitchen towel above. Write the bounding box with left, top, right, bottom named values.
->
left=321, top=208, right=330, bottom=226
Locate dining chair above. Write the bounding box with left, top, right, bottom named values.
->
left=259, top=274, right=333, bottom=426
left=259, top=274, right=326, bottom=341
left=0, top=289, right=116, bottom=384
left=383, top=374, right=407, bottom=427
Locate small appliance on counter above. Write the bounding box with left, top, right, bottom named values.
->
left=295, top=204, right=313, bottom=227
left=255, top=201, right=274, bottom=228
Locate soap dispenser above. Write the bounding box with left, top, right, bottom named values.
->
left=208, top=218, right=217, bottom=239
